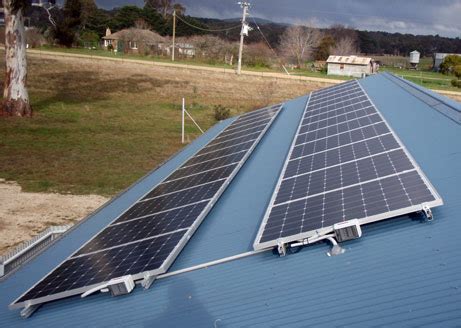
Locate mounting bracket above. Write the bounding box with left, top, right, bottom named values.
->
left=141, top=272, right=157, bottom=289
left=20, top=303, right=41, bottom=319
left=422, top=205, right=433, bottom=221
left=277, top=241, right=287, bottom=257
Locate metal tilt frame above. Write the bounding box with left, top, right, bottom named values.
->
left=237, top=2, right=251, bottom=75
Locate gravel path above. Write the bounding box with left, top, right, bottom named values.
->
left=0, top=179, right=108, bottom=257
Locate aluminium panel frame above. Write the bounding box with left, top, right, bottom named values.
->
left=253, top=81, right=443, bottom=251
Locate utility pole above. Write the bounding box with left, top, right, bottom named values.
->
left=172, top=10, right=176, bottom=61
left=237, top=2, right=250, bottom=75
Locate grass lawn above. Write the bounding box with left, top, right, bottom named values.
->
left=0, top=53, right=319, bottom=195
left=37, top=47, right=461, bottom=91
left=380, top=67, right=455, bottom=90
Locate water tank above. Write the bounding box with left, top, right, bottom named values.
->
left=410, top=50, right=420, bottom=64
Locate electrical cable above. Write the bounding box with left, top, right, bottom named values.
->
left=249, top=13, right=290, bottom=75
left=175, top=14, right=242, bottom=32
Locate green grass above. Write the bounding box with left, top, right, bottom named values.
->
left=0, top=53, right=312, bottom=195
left=380, top=67, right=457, bottom=90
left=36, top=47, right=461, bottom=91
left=0, top=98, right=215, bottom=195
left=37, top=46, right=253, bottom=71
left=0, top=57, right=217, bottom=195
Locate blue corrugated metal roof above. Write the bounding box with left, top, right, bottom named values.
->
left=1, top=73, right=461, bottom=327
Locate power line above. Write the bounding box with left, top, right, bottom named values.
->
left=249, top=13, right=290, bottom=75
left=249, top=15, right=277, bottom=56
left=174, top=14, right=242, bottom=32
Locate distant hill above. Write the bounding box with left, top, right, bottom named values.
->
left=222, top=17, right=279, bottom=25
left=196, top=16, right=461, bottom=56
left=27, top=1, right=460, bottom=57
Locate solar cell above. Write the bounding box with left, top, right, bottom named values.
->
left=254, top=81, right=442, bottom=251
left=16, top=231, right=187, bottom=303
left=12, top=104, right=283, bottom=311
left=185, top=140, right=254, bottom=165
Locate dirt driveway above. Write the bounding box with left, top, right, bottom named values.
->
left=0, top=179, right=107, bottom=256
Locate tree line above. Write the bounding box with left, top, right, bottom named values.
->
left=23, top=0, right=461, bottom=58
left=25, top=0, right=207, bottom=47
left=2, top=0, right=461, bottom=117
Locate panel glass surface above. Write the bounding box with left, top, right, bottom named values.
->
left=254, top=81, right=442, bottom=250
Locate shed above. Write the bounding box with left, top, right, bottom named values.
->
left=433, top=53, right=461, bottom=72
left=326, top=55, right=377, bottom=78
left=102, top=28, right=166, bottom=54
left=1, top=73, right=461, bottom=326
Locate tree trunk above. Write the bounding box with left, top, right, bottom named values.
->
left=1, top=0, right=32, bottom=117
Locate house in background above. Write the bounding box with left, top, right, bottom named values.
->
left=163, top=37, right=196, bottom=58
left=327, top=55, right=377, bottom=78
left=102, top=28, right=166, bottom=55
left=433, top=53, right=461, bottom=71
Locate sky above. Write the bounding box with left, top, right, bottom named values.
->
left=95, top=0, right=461, bottom=38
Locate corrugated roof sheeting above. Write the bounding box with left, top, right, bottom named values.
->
left=327, top=55, right=372, bottom=65
left=169, top=95, right=308, bottom=270
left=1, top=74, right=461, bottom=327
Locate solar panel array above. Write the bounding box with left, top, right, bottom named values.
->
left=12, top=104, right=282, bottom=309
left=254, top=81, right=443, bottom=250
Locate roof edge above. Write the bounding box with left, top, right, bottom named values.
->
left=382, top=72, right=461, bottom=124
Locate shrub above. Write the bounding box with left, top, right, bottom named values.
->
left=245, top=42, right=273, bottom=68
left=26, top=28, right=46, bottom=48
left=80, top=31, right=100, bottom=44
left=214, top=105, right=231, bottom=121
left=451, top=79, right=461, bottom=88
left=440, top=55, right=461, bottom=75
left=453, top=65, right=461, bottom=79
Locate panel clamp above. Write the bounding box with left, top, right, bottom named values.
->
left=277, top=241, right=287, bottom=257
left=422, top=204, right=433, bottom=221
left=141, top=272, right=157, bottom=289
left=20, top=302, right=41, bottom=319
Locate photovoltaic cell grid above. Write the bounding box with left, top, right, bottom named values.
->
left=12, top=104, right=282, bottom=309
left=254, top=80, right=443, bottom=250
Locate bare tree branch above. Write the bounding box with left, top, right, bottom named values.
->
left=330, top=37, right=359, bottom=56
left=279, top=25, right=321, bottom=68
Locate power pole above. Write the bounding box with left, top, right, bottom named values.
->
left=172, top=10, right=176, bottom=61
left=237, top=2, right=250, bottom=75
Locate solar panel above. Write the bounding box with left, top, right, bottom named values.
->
left=11, top=104, right=283, bottom=311
left=254, top=81, right=443, bottom=251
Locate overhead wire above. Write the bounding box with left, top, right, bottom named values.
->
left=249, top=13, right=291, bottom=75
left=174, top=14, right=242, bottom=33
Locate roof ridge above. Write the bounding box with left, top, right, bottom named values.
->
left=382, top=72, right=461, bottom=125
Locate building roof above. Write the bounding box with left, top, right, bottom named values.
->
left=102, top=28, right=165, bottom=44
left=327, top=55, right=372, bottom=65
left=1, top=73, right=461, bottom=326
left=435, top=53, right=461, bottom=59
